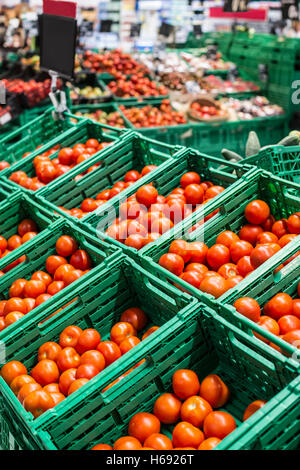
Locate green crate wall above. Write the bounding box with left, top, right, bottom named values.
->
left=0, top=217, right=120, bottom=348
left=82, top=148, right=257, bottom=256
left=36, top=131, right=180, bottom=222
left=0, top=256, right=199, bottom=450
left=0, top=109, right=77, bottom=167
left=0, top=119, right=126, bottom=196
left=27, top=306, right=300, bottom=450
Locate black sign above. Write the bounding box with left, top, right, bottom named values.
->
left=159, top=22, right=174, bottom=38
left=223, top=0, right=249, bottom=13
left=281, top=0, right=299, bottom=19
left=39, top=14, right=77, bottom=80
left=193, top=24, right=202, bottom=37
left=100, top=20, right=113, bottom=33
left=130, top=23, right=142, bottom=38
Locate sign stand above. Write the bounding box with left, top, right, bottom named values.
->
left=49, top=70, right=69, bottom=120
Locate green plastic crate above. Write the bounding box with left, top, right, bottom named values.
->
left=0, top=217, right=120, bottom=347
left=28, top=305, right=300, bottom=450
left=0, top=109, right=77, bottom=167
left=0, top=255, right=199, bottom=450
left=36, top=131, right=180, bottom=222
left=245, top=145, right=300, bottom=188
left=1, top=118, right=127, bottom=196
left=82, top=147, right=257, bottom=256
left=19, top=104, right=52, bottom=126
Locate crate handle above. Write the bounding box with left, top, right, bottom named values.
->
left=143, top=276, right=178, bottom=307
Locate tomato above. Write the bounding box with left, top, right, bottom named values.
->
left=86, top=139, right=99, bottom=149
left=218, top=263, right=238, bottom=279
left=0, top=300, right=6, bottom=317
left=257, top=232, right=279, bottom=244
left=18, top=219, right=38, bottom=237
left=57, top=347, right=81, bottom=372
left=97, top=341, right=121, bottom=366
left=59, top=325, right=82, bottom=348
left=243, top=400, right=267, bottom=421
left=181, top=396, right=213, bottom=428
left=199, top=374, right=230, bottom=408
left=239, top=225, right=264, bottom=245
left=7, top=235, right=22, bottom=251
left=120, top=307, right=147, bottom=331
left=184, top=263, right=208, bottom=276
left=9, top=279, right=27, bottom=298
left=245, top=200, right=270, bottom=225
left=142, top=326, right=159, bottom=341
left=24, top=390, right=54, bottom=418
left=22, top=232, right=38, bottom=243
left=188, top=242, right=208, bottom=264
left=17, top=383, right=42, bottom=405
left=4, top=297, right=27, bottom=315
left=184, top=184, right=204, bottom=205
left=129, top=412, right=160, bottom=444
left=24, top=280, right=47, bottom=299
left=216, top=231, right=240, bottom=248
left=225, top=276, right=243, bottom=290
left=56, top=236, right=78, bottom=257
left=136, top=185, right=158, bottom=208
left=264, top=293, right=293, bottom=320
left=292, top=299, right=300, bottom=319
left=43, top=383, right=60, bottom=393
left=113, top=436, right=142, bottom=450
left=58, top=148, right=74, bottom=165
left=233, top=297, right=261, bottom=322
left=110, top=322, right=136, bottom=345
left=31, top=359, right=59, bottom=386
left=169, top=240, right=191, bottom=264
left=24, top=298, right=36, bottom=313
left=250, top=244, right=280, bottom=269
left=46, top=255, right=67, bottom=275
left=180, top=172, right=201, bottom=188
left=278, top=234, right=297, bottom=248
left=50, top=392, right=65, bottom=405
left=203, top=411, right=236, bottom=439
left=144, top=433, right=173, bottom=450
left=0, top=235, right=7, bottom=251
left=80, top=350, right=105, bottom=371
left=75, top=329, right=101, bottom=354
left=140, top=165, right=157, bottom=177
left=38, top=342, right=62, bottom=362
left=287, top=213, right=300, bottom=234
left=179, top=271, right=204, bottom=289
left=272, top=219, right=288, bottom=239
left=124, top=170, right=140, bottom=182
left=4, top=311, right=24, bottom=327
left=142, top=233, right=161, bottom=246
left=230, top=240, right=253, bottom=263
left=282, top=329, right=300, bottom=348
left=153, top=393, right=181, bottom=424
left=54, top=264, right=75, bottom=282
left=31, top=271, right=52, bottom=288
left=278, top=315, right=300, bottom=335
left=198, top=437, right=222, bottom=450
left=91, top=444, right=112, bottom=450
left=255, top=316, right=280, bottom=343
left=206, top=244, right=230, bottom=271
left=236, top=255, right=254, bottom=277
left=1, top=361, right=27, bottom=385
left=200, top=275, right=227, bottom=299
left=59, top=368, right=77, bottom=396
left=173, top=369, right=200, bottom=400
left=172, top=422, right=204, bottom=448
left=68, top=378, right=89, bottom=395
left=159, top=253, right=184, bottom=276
left=76, top=364, right=100, bottom=380
left=10, top=375, right=36, bottom=396
left=80, top=199, right=98, bottom=213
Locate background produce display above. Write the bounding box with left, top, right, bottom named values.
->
left=0, top=26, right=299, bottom=453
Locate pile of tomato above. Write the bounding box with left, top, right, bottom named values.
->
left=8, top=139, right=111, bottom=191
left=59, top=165, right=158, bottom=219
left=119, top=100, right=187, bottom=128
left=107, top=75, right=168, bottom=99
left=105, top=172, right=225, bottom=250
left=90, top=370, right=266, bottom=450
left=0, top=235, right=92, bottom=332
left=81, top=50, right=148, bottom=76
left=0, top=144, right=62, bottom=173
left=0, top=218, right=39, bottom=274
left=0, top=307, right=158, bottom=418
left=159, top=200, right=300, bottom=299
left=234, top=282, right=300, bottom=351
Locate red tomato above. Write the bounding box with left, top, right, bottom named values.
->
left=236, top=256, right=254, bottom=277
left=59, top=368, right=77, bottom=395
left=142, top=326, right=159, bottom=340
left=255, top=316, right=280, bottom=342
left=120, top=336, right=141, bottom=354
left=216, top=231, right=240, bottom=248
left=17, top=383, right=42, bottom=404
left=184, top=184, right=204, bottom=205
left=128, top=412, right=160, bottom=444
left=153, top=393, right=182, bottom=424
left=200, top=374, right=230, bottom=408
left=56, top=236, right=78, bottom=257
left=31, top=359, right=59, bottom=386
left=75, top=329, right=101, bottom=354
left=9, top=279, right=27, bottom=298
left=203, top=411, right=236, bottom=439
left=141, top=165, right=158, bottom=176
left=68, top=378, right=89, bottom=395
left=173, top=369, right=200, bottom=400
left=287, top=213, right=300, bottom=234
left=264, top=293, right=293, bottom=320
left=199, top=275, right=227, bottom=299
left=243, top=400, right=267, bottom=421
left=110, top=322, right=136, bottom=346
left=45, top=256, right=67, bottom=275
left=180, top=172, right=201, bottom=188
left=113, top=436, right=142, bottom=450
left=159, top=253, right=184, bottom=276
left=188, top=242, right=208, bottom=264
left=198, top=437, right=222, bottom=450
left=169, top=240, right=191, bottom=264
left=120, top=307, right=147, bottom=331
left=136, top=185, right=158, bottom=208
left=31, top=271, right=52, bottom=288
left=10, top=375, right=36, bottom=396
left=24, top=280, right=46, bottom=299
left=278, top=315, right=300, bottom=335
left=233, top=297, right=261, bottom=322
left=97, top=341, right=121, bottom=366
left=181, top=396, right=213, bottom=427
left=59, top=325, right=82, bottom=348
left=179, top=271, right=204, bottom=289
left=80, top=350, right=105, bottom=371
left=47, top=281, right=65, bottom=295
left=282, top=329, right=300, bottom=348
left=218, top=263, right=238, bottom=279
left=24, top=390, right=55, bottom=418
left=90, top=444, right=113, bottom=450
left=144, top=433, right=173, bottom=450
left=239, top=224, right=264, bottom=245
left=18, top=219, right=38, bottom=237
left=57, top=347, right=81, bottom=372
left=230, top=240, right=253, bottom=263
left=172, top=422, right=204, bottom=448
left=257, top=232, right=279, bottom=244
left=38, top=342, right=62, bottom=362
left=206, top=244, right=230, bottom=270
left=244, top=200, right=270, bottom=225
left=272, top=219, right=288, bottom=239
left=76, top=364, right=100, bottom=380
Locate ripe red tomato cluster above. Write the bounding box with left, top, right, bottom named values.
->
left=90, top=370, right=266, bottom=450
left=105, top=172, right=225, bottom=250
left=190, top=101, right=226, bottom=120
left=0, top=307, right=158, bottom=418
left=59, top=165, right=158, bottom=219
left=9, top=139, right=111, bottom=191
left=0, top=235, right=92, bottom=332
left=119, top=100, right=187, bottom=128
left=159, top=201, right=300, bottom=298
left=234, top=282, right=300, bottom=351
left=82, top=49, right=148, bottom=76
left=1, top=78, right=58, bottom=107
left=0, top=218, right=38, bottom=275
left=0, top=144, right=61, bottom=174
left=107, top=75, right=168, bottom=99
